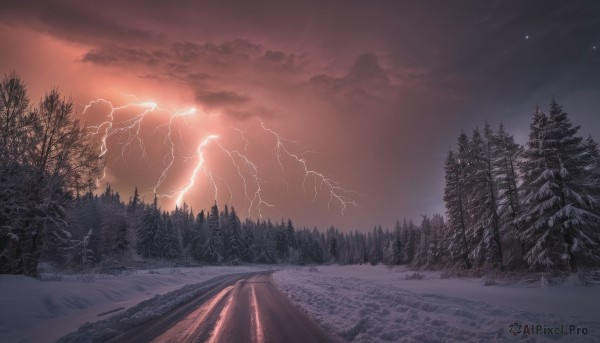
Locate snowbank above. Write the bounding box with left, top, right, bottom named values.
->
left=0, top=265, right=270, bottom=343
left=273, top=265, right=600, bottom=342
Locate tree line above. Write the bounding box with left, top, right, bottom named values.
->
left=43, top=184, right=435, bottom=272
left=2, top=71, right=599, bottom=276
left=442, top=100, right=600, bottom=272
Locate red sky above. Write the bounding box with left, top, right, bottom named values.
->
left=1, top=0, right=599, bottom=231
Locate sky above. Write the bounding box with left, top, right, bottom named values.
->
left=1, top=0, right=599, bottom=231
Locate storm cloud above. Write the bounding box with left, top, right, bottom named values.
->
left=1, top=0, right=599, bottom=230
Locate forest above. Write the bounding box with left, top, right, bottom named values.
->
left=1, top=72, right=599, bottom=277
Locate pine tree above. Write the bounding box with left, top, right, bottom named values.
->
left=112, top=214, right=130, bottom=258
left=275, top=220, right=288, bottom=261
left=242, top=220, right=255, bottom=262
left=327, top=227, right=339, bottom=262
left=520, top=101, right=600, bottom=271
left=205, top=202, right=224, bottom=263
left=402, top=220, right=417, bottom=263
left=443, top=148, right=472, bottom=269
left=413, top=216, right=431, bottom=268
left=427, top=214, right=445, bottom=267
left=391, top=221, right=403, bottom=265
left=220, top=205, right=231, bottom=260
left=190, top=210, right=205, bottom=261
left=494, top=123, right=525, bottom=269
left=466, top=125, right=504, bottom=270
left=127, top=187, right=140, bottom=215
left=254, top=220, right=277, bottom=263
left=229, top=207, right=242, bottom=263
left=583, top=135, right=600, bottom=199
left=310, top=228, right=325, bottom=263
left=162, top=214, right=181, bottom=259
left=137, top=194, right=162, bottom=258
left=286, top=219, right=297, bottom=250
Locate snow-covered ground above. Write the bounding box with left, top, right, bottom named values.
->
left=0, top=265, right=270, bottom=343
left=4, top=264, right=599, bottom=343
left=273, top=265, right=600, bottom=343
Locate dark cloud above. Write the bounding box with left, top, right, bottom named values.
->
left=39, top=5, right=165, bottom=45
left=1, top=0, right=599, bottom=229
left=80, top=39, right=306, bottom=76
left=256, top=50, right=308, bottom=74
left=346, top=54, right=388, bottom=83
left=184, top=72, right=212, bottom=83
left=77, top=35, right=306, bottom=120
left=170, top=40, right=262, bottom=66
left=81, top=50, right=117, bottom=66
left=224, top=106, right=275, bottom=121
left=81, top=46, right=166, bottom=66
left=0, top=0, right=166, bottom=45
left=195, top=90, right=250, bottom=108
left=308, top=53, right=394, bottom=106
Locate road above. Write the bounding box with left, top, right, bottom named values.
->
left=110, top=272, right=339, bottom=343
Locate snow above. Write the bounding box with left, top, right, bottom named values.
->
left=0, top=265, right=270, bottom=343
left=3, top=264, right=599, bottom=342
left=273, top=265, right=600, bottom=342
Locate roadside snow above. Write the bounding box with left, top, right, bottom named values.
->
left=273, top=265, right=600, bottom=343
left=0, top=266, right=270, bottom=343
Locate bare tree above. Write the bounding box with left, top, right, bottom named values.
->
left=30, top=89, right=102, bottom=194
left=0, top=72, right=35, bottom=164
left=0, top=72, right=102, bottom=276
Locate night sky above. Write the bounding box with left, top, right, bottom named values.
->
left=1, top=1, right=599, bottom=231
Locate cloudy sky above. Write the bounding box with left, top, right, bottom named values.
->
left=1, top=0, right=599, bottom=230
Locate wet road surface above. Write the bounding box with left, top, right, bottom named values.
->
left=111, top=272, right=338, bottom=343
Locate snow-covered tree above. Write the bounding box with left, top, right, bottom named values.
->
left=253, top=220, right=277, bottom=263
left=0, top=162, right=71, bottom=276
left=413, top=216, right=430, bottom=268
left=190, top=210, right=205, bottom=261
left=127, top=187, right=140, bottom=214
left=286, top=219, right=296, bottom=250
left=391, top=221, right=403, bottom=265
left=494, top=123, right=525, bottom=269
left=228, top=207, right=242, bottom=263
left=426, top=214, right=445, bottom=268
left=65, top=229, right=95, bottom=270
left=582, top=135, right=600, bottom=200
left=241, top=219, right=255, bottom=262
left=0, top=73, right=102, bottom=276
left=520, top=101, right=600, bottom=271
left=137, top=195, right=162, bottom=258
left=204, top=202, right=224, bottom=263
left=274, top=220, right=288, bottom=261
left=327, top=227, right=339, bottom=262
left=443, top=148, right=472, bottom=269
left=465, top=125, right=504, bottom=270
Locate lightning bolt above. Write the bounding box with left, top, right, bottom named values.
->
left=82, top=96, right=197, bottom=194
left=83, top=99, right=156, bottom=159
left=82, top=98, right=157, bottom=185
left=152, top=107, right=196, bottom=194
left=82, top=92, right=359, bottom=219
left=174, top=134, right=218, bottom=207
left=214, top=140, right=274, bottom=218
left=259, top=120, right=360, bottom=215
left=173, top=134, right=274, bottom=217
